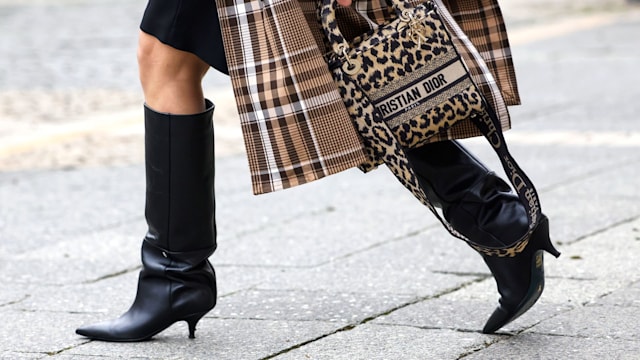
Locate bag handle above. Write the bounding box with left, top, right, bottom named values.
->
left=318, top=0, right=422, bottom=56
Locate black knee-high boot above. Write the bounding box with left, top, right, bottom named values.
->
left=406, top=140, right=559, bottom=334
left=76, top=100, right=217, bottom=341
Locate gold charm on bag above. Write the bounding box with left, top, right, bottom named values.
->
left=397, top=9, right=435, bottom=47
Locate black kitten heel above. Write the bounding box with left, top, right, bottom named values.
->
left=186, top=312, right=207, bottom=339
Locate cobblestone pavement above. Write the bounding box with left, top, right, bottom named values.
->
left=2, top=1, right=640, bottom=359
left=0, top=0, right=633, bottom=171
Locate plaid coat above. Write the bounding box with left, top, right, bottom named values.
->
left=216, top=0, right=520, bottom=195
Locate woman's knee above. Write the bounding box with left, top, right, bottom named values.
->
left=137, top=31, right=209, bottom=89
left=137, top=31, right=211, bottom=112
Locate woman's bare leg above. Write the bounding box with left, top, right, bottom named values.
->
left=137, top=31, right=210, bottom=114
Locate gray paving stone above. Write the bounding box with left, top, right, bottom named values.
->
left=272, top=323, right=492, bottom=360
left=213, top=162, right=449, bottom=269
left=371, top=296, right=569, bottom=334
left=0, top=283, right=32, bottom=308
left=0, top=167, right=146, bottom=254
left=213, top=265, right=307, bottom=298
left=444, top=275, right=620, bottom=309
left=551, top=160, right=640, bottom=198
left=215, top=166, right=436, bottom=251
left=596, top=280, right=640, bottom=307
left=501, top=0, right=629, bottom=26
left=530, top=304, right=640, bottom=341
left=214, top=204, right=430, bottom=268
left=536, top=176, right=640, bottom=248
left=372, top=297, right=496, bottom=332
left=17, top=272, right=139, bottom=315
left=0, top=226, right=142, bottom=286
left=215, top=209, right=477, bottom=269
left=252, top=232, right=482, bottom=296
left=403, top=220, right=640, bottom=333
left=464, top=332, right=640, bottom=360
left=260, top=261, right=478, bottom=297
left=0, top=352, right=46, bottom=360
left=212, top=289, right=414, bottom=323
left=545, top=218, right=640, bottom=281
left=540, top=277, right=628, bottom=309
left=347, top=229, right=487, bottom=275
left=460, top=141, right=640, bottom=193
left=0, top=310, right=90, bottom=354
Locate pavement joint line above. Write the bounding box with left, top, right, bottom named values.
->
left=432, top=270, right=492, bottom=278
left=456, top=333, right=508, bottom=359
left=306, top=224, right=440, bottom=267
left=263, top=276, right=488, bottom=359
left=585, top=292, right=616, bottom=306
left=81, top=265, right=142, bottom=285
left=0, top=294, right=30, bottom=308
left=260, top=322, right=359, bottom=359
left=530, top=331, right=632, bottom=340
left=368, top=320, right=490, bottom=336
left=216, top=285, right=260, bottom=299
left=564, top=214, right=640, bottom=246
left=214, top=224, right=439, bottom=269
left=397, top=322, right=485, bottom=334
left=45, top=341, right=92, bottom=357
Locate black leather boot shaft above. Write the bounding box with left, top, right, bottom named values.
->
left=144, top=101, right=217, bottom=254
left=407, top=140, right=559, bottom=333
left=406, top=140, right=528, bottom=248
left=76, top=100, right=217, bottom=341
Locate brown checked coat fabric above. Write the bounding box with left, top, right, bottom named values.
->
left=216, top=0, right=520, bottom=195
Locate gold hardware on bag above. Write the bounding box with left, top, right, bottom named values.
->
left=319, top=0, right=544, bottom=257
left=342, top=59, right=361, bottom=75
left=338, top=44, right=361, bottom=75
left=397, top=9, right=434, bottom=47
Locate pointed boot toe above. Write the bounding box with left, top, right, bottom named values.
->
left=481, top=217, right=560, bottom=334
left=75, top=323, right=107, bottom=339
left=75, top=319, right=139, bottom=342
left=481, top=251, right=545, bottom=334
left=75, top=311, right=158, bottom=342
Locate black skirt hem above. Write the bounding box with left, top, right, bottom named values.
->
left=140, top=0, right=228, bottom=74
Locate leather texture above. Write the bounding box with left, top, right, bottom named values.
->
left=406, top=140, right=559, bottom=333
left=406, top=140, right=528, bottom=248
left=76, top=100, right=218, bottom=341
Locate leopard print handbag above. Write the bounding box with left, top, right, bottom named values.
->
left=320, top=0, right=545, bottom=255
left=320, top=0, right=486, bottom=156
